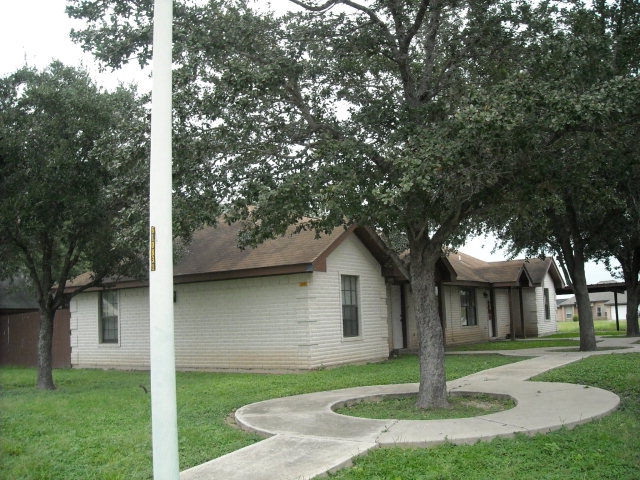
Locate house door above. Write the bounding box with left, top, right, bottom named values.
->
left=488, top=293, right=496, bottom=337
left=390, top=285, right=405, bottom=349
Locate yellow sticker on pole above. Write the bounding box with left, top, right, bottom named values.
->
left=150, top=226, right=156, bottom=271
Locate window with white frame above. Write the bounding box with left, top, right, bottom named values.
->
left=100, top=290, right=119, bottom=344
left=565, top=307, right=573, bottom=319
left=460, top=287, right=477, bottom=326
left=544, top=288, right=551, bottom=320
left=341, top=275, right=359, bottom=337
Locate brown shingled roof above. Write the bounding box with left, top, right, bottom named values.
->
left=67, top=222, right=406, bottom=290
left=445, top=252, right=491, bottom=283
left=172, top=222, right=350, bottom=281
left=476, top=261, right=532, bottom=287
left=446, top=252, right=563, bottom=288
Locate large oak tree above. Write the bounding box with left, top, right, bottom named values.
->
left=0, top=62, right=149, bottom=389
left=485, top=0, right=640, bottom=349
left=68, top=0, right=540, bottom=407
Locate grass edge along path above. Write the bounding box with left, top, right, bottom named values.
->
left=447, top=320, right=629, bottom=351
left=327, top=352, right=640, bottom=480
left=334, top=391, right=516, bottom=420
left=1, top=354, right=519, bottom=480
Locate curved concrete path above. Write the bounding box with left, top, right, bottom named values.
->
left=181, top=336, right=639, bottom=480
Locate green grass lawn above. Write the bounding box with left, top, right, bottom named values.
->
left=3, top=352, right=638, bottom=480
left=328, top=353, right=640, bottom=480
left=335, top=392, right=515, bottom=420
left=551, top=319, right=628, bottom=337
left=447, top=319, right=630, bottom=350
left=0, top=354, right=519, bottom=480
left=447, top=338, right=580, bottom=351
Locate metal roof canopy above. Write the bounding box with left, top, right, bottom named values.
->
left=556, top=281, right=626, bottom=295
left=556, top=281, right=627, bottom=331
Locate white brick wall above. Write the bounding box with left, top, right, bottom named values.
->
left=71, top=288, right=151, bottom=369
left=394, top=276, right=559, bottom=348
left=307, top=235, right=389, bottom=368
left=493, top=289, right=512, bottom=338
left=442, top=285, right=491, bottom=346
left=536, top=273, right=558, bottom=336
left=70, top=233, right=389, bottom=371
left=522, top=288, right=539, bottom=337
left=174, top=274, right=314, bottom=370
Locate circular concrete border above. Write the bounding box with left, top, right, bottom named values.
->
left=330, top=391, right=517, bottom=421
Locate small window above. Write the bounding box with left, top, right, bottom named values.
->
left=544, top=288, right=551, bottom=320
left=341, top=275, right=359, bottom=337
left=460, top=287, right=477, bottom=326
left=565, top=307, right=573, bottom=319
left=100, top=290, right=119, bottom=344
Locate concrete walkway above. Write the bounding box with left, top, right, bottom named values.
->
left=181, top=336, right=639, bottom=480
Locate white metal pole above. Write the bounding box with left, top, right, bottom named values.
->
left=149, top=0, right=179, bottom=478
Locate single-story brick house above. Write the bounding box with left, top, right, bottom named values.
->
left=394, top=252, right=564, bottom=351
left=557, top=291, right=629, bottom=322
left=67, top=223, right=563, bottom=371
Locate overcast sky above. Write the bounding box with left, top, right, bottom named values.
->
left=0, top=0, right=617, bottom=284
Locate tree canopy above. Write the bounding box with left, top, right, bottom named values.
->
left=0, top=62, right=149, bottom=388
left=65, top=0, right=640, bottom=401
left=483, top=0, right=640, bottom=345
left=67, top=0, right=544, bottom=408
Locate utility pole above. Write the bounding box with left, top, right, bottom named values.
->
left=149, top=0, right=179, bottom=478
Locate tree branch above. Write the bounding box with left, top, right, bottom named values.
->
left=288, top=0, right=340, bottom=12
left=407, top=0, right=431, bottom=42
left=290, top=0, right=399, bottom=57
left=283, top=77, right=390, bottom=171
left=7, top=229, right=45, bottom=303
left=53, top=238, right=80, bottom=309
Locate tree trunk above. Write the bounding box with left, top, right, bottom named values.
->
left=37, top=307, right=56, bottom=390
left=558, top=231, right=597, bottom=351
left=572, top=262, right=597, bottom=351
left=623, top=268, right=640, bottom=337
left=627, top=287, right=640, bottom=337
left=409, top=240, right=449, bottom=409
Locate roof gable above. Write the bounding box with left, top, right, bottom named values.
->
left=69, top=222, right=407, bottom=290
left=172, top=222, right=407, bottom=283
left=557, top=292, right=628, bottom=306
left=446, top=252, right=563, bottom=289
left=173, top=222, right=345, bottom=280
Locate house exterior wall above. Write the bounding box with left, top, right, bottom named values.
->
left=70, top=234, right=389, bottom=371
left=557, top=301, right=627, bottom=323
left=307, top=234, right=389, bottom=368
left=609, top=304, right=627, bottom=321
left=387, top=284, right=404, bottom=350
left=509, top=289, right=523, bottom=336
left=507, top=274, right=558, bottom=338
left=174, top=273, right=313, bottom=370
left=535, top=273, right=558, bottom=336
left=403, top=285, right=514, bottom=347
left=522, top=288, right=539, bottom=337
left=401, top=279, right=558, bottom=347
left=493, top=289, right=512, bottom=339
left=404, top=287, right=419, bottom=350
left=442, top=285, right=491, bottom=346
left=592, top=301, right=610, bottom=320
left=71, top=288, right=152, bottom=369
left=557, top=304, right=576, bottom=322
